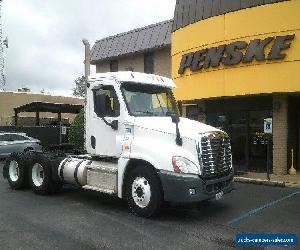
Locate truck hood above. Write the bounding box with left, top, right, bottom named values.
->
left=133, top=117, right=222, bottom=140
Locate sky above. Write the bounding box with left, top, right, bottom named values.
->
left=2, top=0, right=176, bottom=96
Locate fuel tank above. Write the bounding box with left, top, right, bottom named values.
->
left=58, top=157, right=92, bottom=186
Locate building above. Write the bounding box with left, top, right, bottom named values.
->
left=90, top=0, right=300, bottom=176
left=171, top=0, right=300, bottom=175
left=0, top=90, right=83, bottom=126
left=90, top=20, right=172, bottom=78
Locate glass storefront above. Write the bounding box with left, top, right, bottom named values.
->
left=184, top=95, right=300, bottom=175
left=187, top=96, right=273, bottom=174
left=206, top=110, right=272, bottom=173
left=206, top=111, right=247, bottom=171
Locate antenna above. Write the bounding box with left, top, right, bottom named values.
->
left=0, top=0, right=7, bottom=90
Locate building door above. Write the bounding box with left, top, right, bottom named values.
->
left=227, top=112, right=248, bottom=173
left=248, top=110, right=272, bottom=172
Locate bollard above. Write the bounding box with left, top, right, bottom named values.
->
left=288, top=149, right=296, bottom=175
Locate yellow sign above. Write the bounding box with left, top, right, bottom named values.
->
left=171, top=0, right=300, bottom=101
left=178, top=35, right=294, bottom=75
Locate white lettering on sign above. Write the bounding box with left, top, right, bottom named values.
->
left=61, top=126, right=67, bottom=135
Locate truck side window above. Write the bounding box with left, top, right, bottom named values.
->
left=93, top=86, right=120, bottom=117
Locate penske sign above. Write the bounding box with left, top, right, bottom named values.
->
left=178, top=34, right=295, bottom=75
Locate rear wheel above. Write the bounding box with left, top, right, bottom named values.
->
left=9, top=160, right=19, bottom=182
left=126, top=166, right=163, bottom=217
left=29, top=154, right=62, bottom=195
left=31, top=163, right=45, bottom=188
left=5, top=153, right=28, bottom=189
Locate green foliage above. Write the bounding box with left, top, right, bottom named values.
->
left=73, top=76, right=86, bottom=97
left=69, top=109, right=84, bottom=149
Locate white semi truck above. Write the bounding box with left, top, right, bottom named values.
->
left=3, top=72, right=234, bottom=217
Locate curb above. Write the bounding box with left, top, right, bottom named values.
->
left=234, top=177, right=285, bottom=187
left=284, top=182, right=300, bottom=188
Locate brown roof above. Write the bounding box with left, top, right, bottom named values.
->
left=91, top=19, right=173, bottom=64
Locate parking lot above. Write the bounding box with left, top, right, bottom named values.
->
left=0, top=160, right=299, bottom=250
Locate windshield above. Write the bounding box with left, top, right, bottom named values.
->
left=121, top=82, right=179, bottom=117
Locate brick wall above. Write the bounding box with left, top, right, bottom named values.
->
left=95, top=53, right=144, bottom=73
left=118, top=54, right=144, bottom=72
left=95, top=47, right=171, bottom=78
left=273, top=94, right=288, bottom=175
left=153, top=47, right=171, bottom=78
left=95, top=61, right=110, bottom=73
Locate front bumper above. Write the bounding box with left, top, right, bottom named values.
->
left=158, top=170, right=234, bottom=203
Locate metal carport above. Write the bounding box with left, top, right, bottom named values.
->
left=14, top=102, right=83, bottom=126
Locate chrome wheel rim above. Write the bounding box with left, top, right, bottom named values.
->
left=9, top=160, right=19, bottom=182
left=131, top=177, right=151, bottom=208
left=32, top=163, right=44, bottom=187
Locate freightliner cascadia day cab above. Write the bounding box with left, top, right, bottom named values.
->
left=3, top=72, right=234, bottom=217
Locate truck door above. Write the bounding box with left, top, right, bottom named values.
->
left=90, top=85, right=121, bottom=157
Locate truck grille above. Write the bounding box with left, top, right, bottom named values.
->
left=200, top=132, right=232, bottom=178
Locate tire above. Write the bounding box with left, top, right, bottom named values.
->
left=125, top=166, right=163, bottom=217
left=29, top=154, right=62, bottom=195
left=4, top=153, right=28, bottom=189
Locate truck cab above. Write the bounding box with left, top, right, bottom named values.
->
left=85, top=72, right=180, bottom=157
left=84, top=72, right=234, bottom=216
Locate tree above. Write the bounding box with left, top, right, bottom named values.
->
left=73, top=76, right=86, bottom=97
left=69, top=109, right=84, bottom=149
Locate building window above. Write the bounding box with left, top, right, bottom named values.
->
left=144, top=52, right=154, bottom=74
left=110, top=60, right=118, bottom=72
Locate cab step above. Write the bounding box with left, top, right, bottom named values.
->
left=82, top=185, right=115, bottom=195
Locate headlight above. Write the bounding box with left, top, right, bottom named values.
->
left=172, top=156, right=199, bottom=175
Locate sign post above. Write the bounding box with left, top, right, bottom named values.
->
left=60, top=124, right=67, bottom=144
left=264, top=118, right=272, bottom=181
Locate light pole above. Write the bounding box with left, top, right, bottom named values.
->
left=82, top=38, right=91, bottom=149
left=82, top=38, right=91, bottom=82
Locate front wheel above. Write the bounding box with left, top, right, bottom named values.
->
left=126, top=166, right=163, bottom=217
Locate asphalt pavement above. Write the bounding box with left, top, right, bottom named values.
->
left=0, top=161, right=299, bottom=250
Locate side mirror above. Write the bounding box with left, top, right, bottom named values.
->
left=169, top=113, right=182, bottom=146
left=171, top=113, right=180, bottom=123
left=111, top=120, right=118, bottom=130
